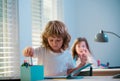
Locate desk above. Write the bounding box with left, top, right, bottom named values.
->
left=40, top=76, right=119, bottom=81
left=93, top=68, right=120, bottom=76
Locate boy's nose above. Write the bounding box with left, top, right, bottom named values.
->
left=53, top=41, right=57, bottom=46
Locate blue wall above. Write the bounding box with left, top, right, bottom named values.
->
left=19, top=0, right=32, bottom=64
left=63, top=0, right=120, bottom=66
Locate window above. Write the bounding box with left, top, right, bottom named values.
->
left=0, top=0, right=19, bottom=79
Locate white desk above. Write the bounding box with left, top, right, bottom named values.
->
left=39, top=76, right=119, bottom=81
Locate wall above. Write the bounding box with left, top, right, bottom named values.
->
left=19, top=0, right=32, bottom=64
left=63, top=0, right=120, bottom=66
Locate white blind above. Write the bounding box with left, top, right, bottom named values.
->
left=31, top=0, right=64, bottom=48
left=0, top=0, right=20, bottom=78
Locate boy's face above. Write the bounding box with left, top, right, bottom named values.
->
left=48, top=35, right=63, bottom=53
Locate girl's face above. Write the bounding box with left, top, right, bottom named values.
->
left=48, top=36, right=63, bottom=53
left=75, top=41, right=87, bottom=56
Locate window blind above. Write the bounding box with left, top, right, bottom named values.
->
left=0, top=0, right=20, bottom=79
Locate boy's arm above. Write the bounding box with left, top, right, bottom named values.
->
left=67, top=63, right=85, bottom=76
left=67, top=63, right=92, bottom=77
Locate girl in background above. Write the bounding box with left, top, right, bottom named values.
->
left=71, top=37, right=97, bottom=68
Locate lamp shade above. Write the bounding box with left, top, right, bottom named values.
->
left=94, top=30, right=108, bottom=42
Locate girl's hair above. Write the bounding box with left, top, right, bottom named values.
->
left=71, top=37, right=91, bottom=60
left=42, top=20, right=71, bottom=51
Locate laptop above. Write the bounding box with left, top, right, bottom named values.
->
left=44, top=63, right=92, bottom=79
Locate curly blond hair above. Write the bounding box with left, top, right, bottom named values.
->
left=41, top=20, right=71, bottom=51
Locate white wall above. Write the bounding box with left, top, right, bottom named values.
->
left=63, top=0, right=120, bottom=66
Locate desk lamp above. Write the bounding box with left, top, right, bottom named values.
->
left=94, top=30, right=120, bottom=78
left=94, top=30, right=120, bottom=42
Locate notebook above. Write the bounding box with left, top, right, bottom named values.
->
left=44, top=63, right=92, bottom=79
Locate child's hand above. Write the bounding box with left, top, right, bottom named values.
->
left=79, top=54, right=87, bottom=66
left=84, top=48, right=90, bottom=56
left=23, top=47, right=34, bottom=57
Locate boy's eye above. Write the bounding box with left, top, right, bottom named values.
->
left=57, top=40, right=61, bottom=42
left=49, top=39, right=53, bottom=42
left=82, top=45, right=85, bottom=48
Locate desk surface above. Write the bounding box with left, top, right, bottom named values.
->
left=92, top=68, right=120, bottom=76
left=81, top=68, right=120, bottom=76
left=40, top=76, right=119, bottom=81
